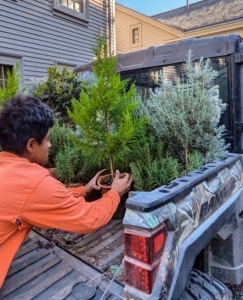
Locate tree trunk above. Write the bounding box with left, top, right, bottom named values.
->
left=184, top=145, right=188, bottom=172
left=109, top=154, right=114, bottom=178
left=105, top=112, right=114, bottom=177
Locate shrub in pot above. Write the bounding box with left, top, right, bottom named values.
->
left=138, top=50, right=228, bottom=176
left=129, top=132, right=206, bottom=191
left=130, top=134, right=183, bottom=191
left=55, top=144, right=100, bottom=187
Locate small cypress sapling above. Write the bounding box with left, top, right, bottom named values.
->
left=68, top=33, right=147, bottom=178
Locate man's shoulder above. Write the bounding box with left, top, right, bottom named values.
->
left=0, top=154, right=51, bottom=213
left=0, top=153, right=50, bottom=189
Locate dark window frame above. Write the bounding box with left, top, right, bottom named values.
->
left=53, top=0, right=89, bottom=25
left=132, top=28, right=139, bottom=45
left=0, top=65, right=13, bottom=89
left=130, top=23, right=142, bottom=48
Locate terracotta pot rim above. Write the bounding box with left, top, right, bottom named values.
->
left=97, top=173, right=126, bottom=188
left=97, top=174, right=113, bottom=188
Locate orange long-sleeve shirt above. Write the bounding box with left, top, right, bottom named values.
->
left=0, top=151, right=120, bottom=288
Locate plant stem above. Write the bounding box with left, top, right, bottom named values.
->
left=109, top=154, right=114, bottom=178
left=105, top=112, right=114, bottom=177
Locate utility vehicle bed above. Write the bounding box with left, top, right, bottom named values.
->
left=0, top=230, right=124, bottom=300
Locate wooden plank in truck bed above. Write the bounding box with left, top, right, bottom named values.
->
left=0, top=231, right=124, bottom=300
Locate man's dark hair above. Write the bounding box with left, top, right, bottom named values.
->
left=0, top=94, right=54, bottom=154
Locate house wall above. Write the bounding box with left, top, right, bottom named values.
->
left=116, top=9, right=178, bottom=54
left=116, top=5, right=243, bottom=54
left=0, top=0, right=115, bottom=86
left=200, top=28, right=243, bottom=39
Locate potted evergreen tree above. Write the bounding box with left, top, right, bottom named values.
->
left=68, top=33, right=147, bottom=193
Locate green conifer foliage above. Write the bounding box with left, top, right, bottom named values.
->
left=0, top=63, right=21, bottom=106
left=68, top=33, right=147, bottom=177
left=142, top=50, right=228, bottom=171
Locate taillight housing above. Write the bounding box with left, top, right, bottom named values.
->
left=124, top=223, right=167, bottom=294
left=124, top=257, right=160, bottom=295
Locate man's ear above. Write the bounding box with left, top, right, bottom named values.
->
left=26, top=138, right=36, bottom=154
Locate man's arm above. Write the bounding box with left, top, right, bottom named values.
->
left=54, top=169, right=107, bottom=198
left=21, top=176, right=120, bottom=234
left=66, top=185, right=87, bottom=197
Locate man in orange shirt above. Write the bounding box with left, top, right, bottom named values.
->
left=0, top=94, right=132, bottom=288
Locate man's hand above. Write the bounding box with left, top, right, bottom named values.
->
left=84, top=169, right=106, bottom=194
left=111, top=170, right=133, bottom=197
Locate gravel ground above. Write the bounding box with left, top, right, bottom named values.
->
left=227, top=284, right=243, bottom=300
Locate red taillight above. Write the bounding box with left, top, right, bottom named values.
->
left=124, top=224, right=167, bottom=294
left=124, top=223, right=167, bottom=264
left=124, top=257, right=160, bottom=294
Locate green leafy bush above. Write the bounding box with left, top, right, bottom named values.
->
left=34, top=66, right=84, bottom=123
left=130, top=135, right=183, bottom=191
left=55, top=144, right=100, bottom=185
left=188, top=151, right=204, bottom=172
left=24, top=77, right=47, bottom=96
left=46, top=121, right=72, bottom=168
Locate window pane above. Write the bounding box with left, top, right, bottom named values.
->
left=74, top=0, right=83, bottom=12
left=3, top=66, right=12, bottom=79
left=210, top=57, right=230, bottom=133
left=0, top=65, right=13, bottom=88
left=132, top=28, right=139, bottom=44
left=60, top=0, right=84, bottom=12
left=74, top=2, right=80, bottom=11
left=121, top=57, right=230, bottom=132
left=68, top=0, right=74, bottom=9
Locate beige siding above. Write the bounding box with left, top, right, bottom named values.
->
left=116, top=10, right=177, bottom=53
left=201, top=28, right=243, bottom=38
left=116, top=6, right=243, bottom=54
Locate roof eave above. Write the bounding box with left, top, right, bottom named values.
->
left=162, top=19, right=243, bottom=44
left=184, top=17, right=243, bottom=33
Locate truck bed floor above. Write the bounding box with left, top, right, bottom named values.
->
left=0, top=230, right=124, bottom=300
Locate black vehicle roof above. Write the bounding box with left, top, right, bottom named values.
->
left=74, top=34, right=242, bottom=73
